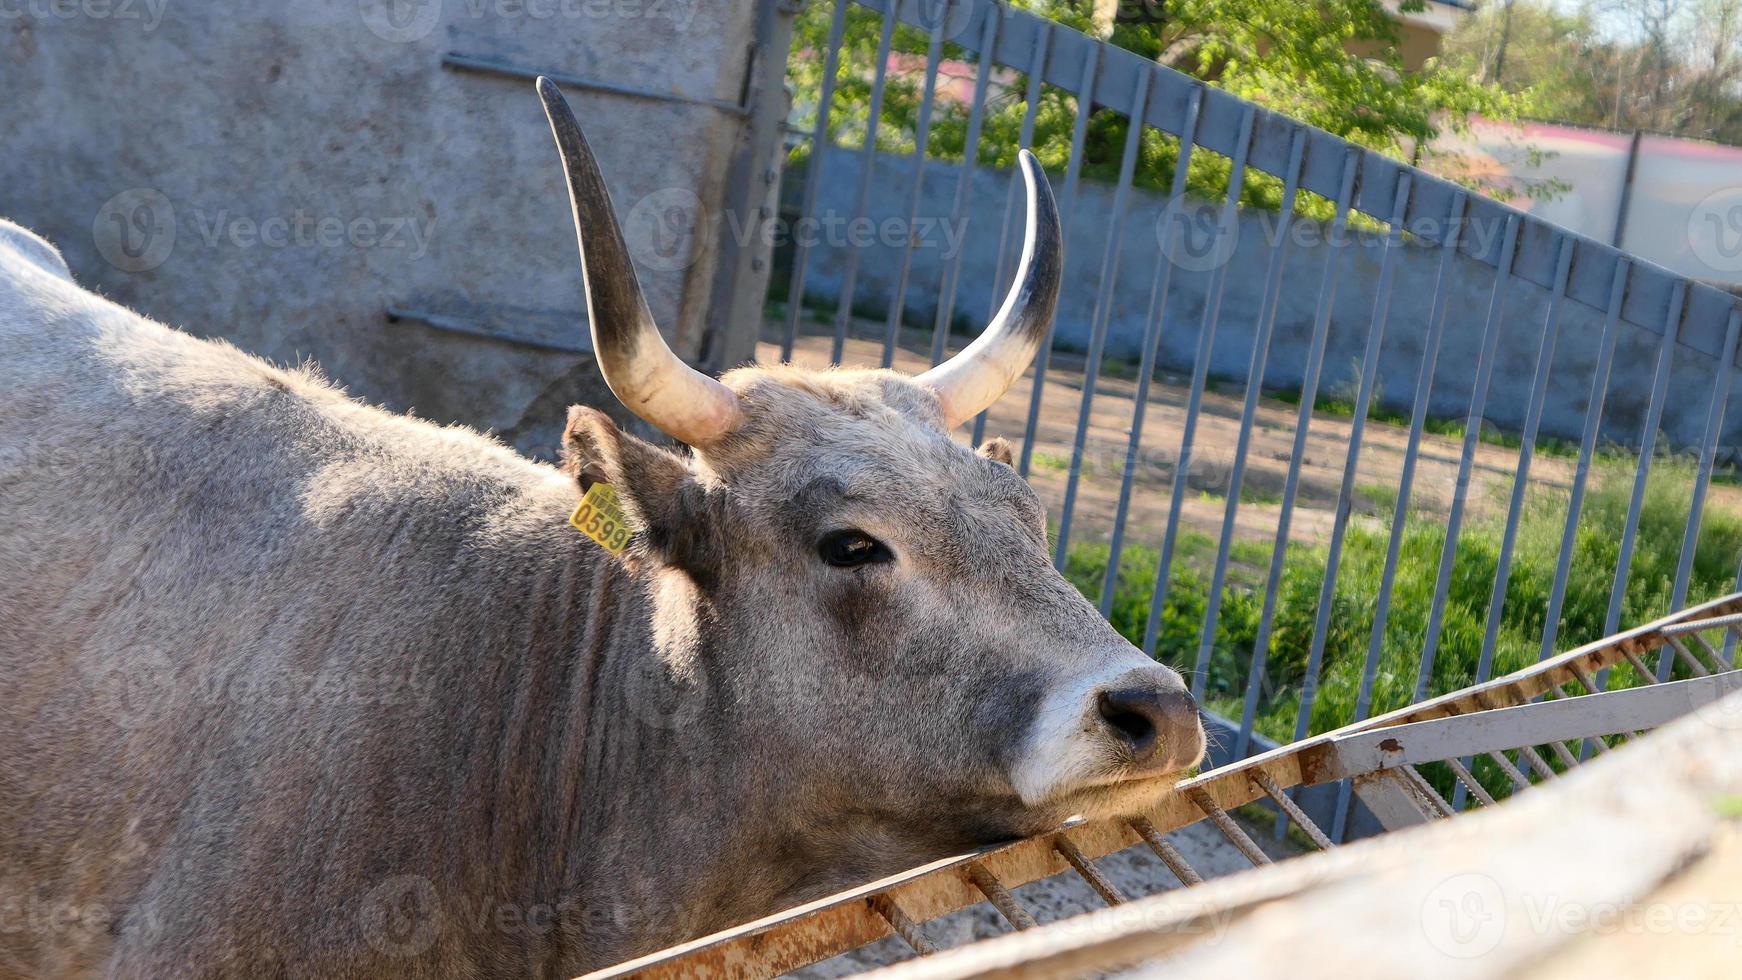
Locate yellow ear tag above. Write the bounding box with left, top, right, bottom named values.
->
left=569, top=483, right=632, bottom=554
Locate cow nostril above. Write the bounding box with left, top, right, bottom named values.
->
left=1096, top=685, right=1199, bottom=770
left=1096, top=690, right=1159, bottom=758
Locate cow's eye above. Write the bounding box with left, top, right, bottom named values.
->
left=817, top=529, right=890, bottom=568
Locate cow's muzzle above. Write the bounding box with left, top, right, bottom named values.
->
left=1094, top=678, right=1204, bottom=775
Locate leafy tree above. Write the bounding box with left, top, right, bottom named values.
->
left=786, top=0, right=1531, bottom=215
left=1441, top=0, right=1742, bottom=144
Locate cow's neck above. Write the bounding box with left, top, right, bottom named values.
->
left=443, top=497, right=769, bottom=972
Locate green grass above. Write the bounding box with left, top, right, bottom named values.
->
left=1059, top=453, right=1742, bottom=800
left=1271, top=378, right=1586, bottom=460
left=1030, top=450, right=1124, bottom=480
left=1228, top=539, right=1273, bottom=569
left=1031, top=451, right=1070, bottom=473
left=1355, top=481, right=1399, bottom=514
left=1239, top=485, right=1284, bottom=507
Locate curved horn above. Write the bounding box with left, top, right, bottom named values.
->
left=536, top=77, right=742, bottom=447
left=917, top=149, right=1062, bottom=429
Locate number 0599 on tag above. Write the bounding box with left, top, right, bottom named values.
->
left=569, top=483, right=632, bottom=554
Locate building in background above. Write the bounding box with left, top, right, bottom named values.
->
left=1433, top=118, right=1742, bottom=290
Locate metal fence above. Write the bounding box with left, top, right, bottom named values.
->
left=761, top=0, right=1742, bottom=838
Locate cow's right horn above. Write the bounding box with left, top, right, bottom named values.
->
left=537, top=77, right=743, bottom=448
left=916, top=149, right=1062, bottom=429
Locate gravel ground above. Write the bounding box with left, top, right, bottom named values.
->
left=793, top=814, right=1299, bottom=977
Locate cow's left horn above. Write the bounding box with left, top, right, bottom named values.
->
left=916, top=149, right=1062, bottom=429
left=537, top=77, right=743, bottom=448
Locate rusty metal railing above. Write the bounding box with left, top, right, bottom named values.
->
left=583, top=593, right=1742, bottom=978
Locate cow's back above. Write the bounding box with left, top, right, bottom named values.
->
left=0, top=219, right=592, bottom=977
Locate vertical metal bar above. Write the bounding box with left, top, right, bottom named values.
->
left=988, top=24, right=1051, bottom=323
left=927, top=4, right=1001, bottom=368
left=1353, top=191, right=1468, bottom=707
left=1486, top=750, right=1532, bottom=793
left=1568, top=664, right=1604, bottom=693
left=1411, top=216, right=1523, bottom=702
left=879, top=5, right=951, bottom=369
left=1054, top=837, right=1125, bottom=905
left=976, top=23, right=1051, bottom=451
left=1445, top=757, right=1498, bottom=805
left=1050, top=44, right=1099, bottom=272
left=868, top=894, right=937, bottom=956
left=1656, top=310, right=1741, bottom=680
left=1445, top=232, right=1567, bottom=815
left=1189, top=788, right=1273, bottom=866
left=1052, top=71, right=1155, bottom=567
left=1515, top=745, right=1559, bottom=781
left=1604, top=282, right=1686, bottom=637
left=1475, top=238, right=1574, bottom=684
left=1299, top=173, right=1414, bottom=842
left=964, top=863, right=1037, bottom=930
left=1016, top=37, right=1098, bottom=472
left=780, top=0, right=850, bottom=361
left=1250, top=770, right=1334, bottom=849
left=1666, top=636, right=1713, bottom=677
left=1138, top=106, right=1261, bottom=660
left=1233, top=151, right=1361, bottom=754
left=1096, top=87, right=1205, bottom=615
left=1728, top=605, right=1742, bottom=668
left=1540, top=260, right=1631, bottom=660
left=1128, top=817, right=1205, bottom=886
left=1583, top=285, right=1690, bottom=751
left=1544, top=735, right=1581, bottom=770
left=1401, top=764, right=1456, bottom=818
left=1721, top=591, right=1735, bottom=657
left=1725, top=560, right=1742, bottom=664
left=1612, top=129, right=1643, bottom=248
left=1184, top=130, right=1308, bottom=655
left=1614, top=650, right=1657, bottom=688
left=1290, top=173, right=1413, bottom=781
left=828, top=9, right=900, bottom=364
left=1691, top=631, right=1728, bottom=671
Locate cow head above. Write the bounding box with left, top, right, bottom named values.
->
left=538, top=80, right=1204, bottom=867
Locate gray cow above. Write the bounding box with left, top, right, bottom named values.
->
left=0, top=79, right=1204, bottom=978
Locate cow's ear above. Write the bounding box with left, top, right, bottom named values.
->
left=978, top=437, right=1016, bottom=468
left=562, top=406, right=724, bottom=576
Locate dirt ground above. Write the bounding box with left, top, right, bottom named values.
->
left=759, top=324, right=1742, bottom=558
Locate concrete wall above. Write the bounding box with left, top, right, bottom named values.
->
left=0, top=0, right=771, bottom=457
left=792, top=145, right=1742, bottom=456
